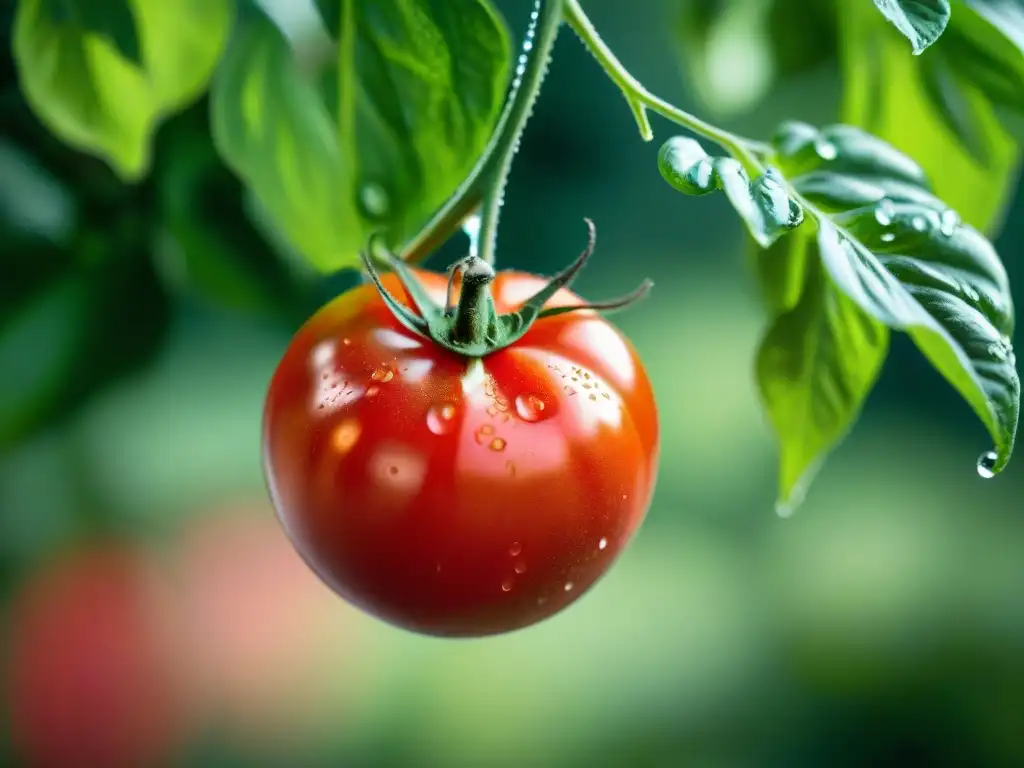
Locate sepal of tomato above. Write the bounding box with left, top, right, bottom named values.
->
left=263, top=226, right=659, bottom=637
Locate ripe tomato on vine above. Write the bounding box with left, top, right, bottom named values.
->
left=263, top=221, right=659, bottom=636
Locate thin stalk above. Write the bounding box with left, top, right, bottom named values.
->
left=399, top=0, right=565, bottom=265
left=562, top=0, right=764, bottom=176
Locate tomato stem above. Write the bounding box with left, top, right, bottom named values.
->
left=399, top=0, right=566, bottom=266
left=449, top=257, right=500, bottom=346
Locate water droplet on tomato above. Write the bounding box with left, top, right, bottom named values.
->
left=509, top=542, right=522, bottom=557
left=501, top=579, right=514, bottom=592
left=342, top=338, right=351, bottom=346
left=514, top=560, right=527, bottom=574
left=365, top=386, right=380, bottom=398
left=564, top=581, right=574, bottom=592
left=598, top=537, right=608, bottom=550
left=426, top=403, right=457, bottom=435
left=475, top=424, right=495, bottom=444
left=977, top=450, right=998, bottom=479
left=514, top=394, right=548, bottom=422
left=489, top=437, right=506, bottom=451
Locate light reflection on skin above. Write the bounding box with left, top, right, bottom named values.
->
left=556, top=321, right=636, bottom=390
left=311, top=340, right=334, bottom=370
left=543, top=353, right=624, bottom=437
left=373, top=328, right=423, bottom=351
left=399, top=358, right=434, bottom=384
left=370, top=443, right=428, bottom=496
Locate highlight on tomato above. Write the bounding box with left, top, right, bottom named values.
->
left=262, top=220, right=660, bottom=637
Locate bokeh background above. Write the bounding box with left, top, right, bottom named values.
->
left=3, top=1, right=1024, bottom=766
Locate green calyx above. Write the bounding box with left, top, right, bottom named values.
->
left=358, top=219, right=653, bottom=358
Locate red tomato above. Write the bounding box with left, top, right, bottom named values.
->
left=6, top=547, right=185, bottom=768
left=263, top=268, right=659, bottom=636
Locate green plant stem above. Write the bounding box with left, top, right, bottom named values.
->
left=400, top=0, right=565, bottom=266
left=562, top=0, right=764, bottom=176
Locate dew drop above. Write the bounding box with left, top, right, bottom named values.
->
left=940, top=209, right=960, bottom=237
left=775, top=501, right=795, bottom=518
left=911, top=215, right=927, bottom=232
left=489, top=437, right=507, bottom=452
left=515, top=394, right=548, bottom=422
left=874, top=199, right=895, bottom=227
left=977, top=450, right=999, bottom=479
left=462, top=212, right=482, bottom=258
left=813, top=138, right=838, bottom=161
left=692, top=158, right=714, bottom=189
left=342, top=338, right=352, bottom=346
left=365, top=386, right=380, bottom=398
left=514, top=560, right=527, bottom=574
left=988, top=340, right=1009, bottom=362
left=426, top=402, right=457, bottom=435
left=509, top=542, right=522, bottom=557
left=475, top=424, right=495, bottom=444
left=564, top=581, right=574, bottom=592
left=880, top=232, right=896, bottom=243
left=358, top=183, right=390, bottom=219
left=501, top=579, right=514, bottom=592
left=598, top=537, right=608, bottom=551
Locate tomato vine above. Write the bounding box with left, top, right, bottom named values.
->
left=7, top=0, right=1021, bottom=520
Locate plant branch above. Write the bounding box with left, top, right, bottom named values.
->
left=399, top=0, right=565, bottom=265
left=562, top=0, right=763, bottom=176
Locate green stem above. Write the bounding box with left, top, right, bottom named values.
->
left=399, top=0, right=565, bottom=265
left=562, top=0, right=764, bottom=176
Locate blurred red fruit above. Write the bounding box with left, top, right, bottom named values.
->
left=171, top=503, right=356, bottom=745
left=5, top=546, right=185, bottom=768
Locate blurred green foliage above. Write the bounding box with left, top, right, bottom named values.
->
left=2, top=0, right=1024, bottom=766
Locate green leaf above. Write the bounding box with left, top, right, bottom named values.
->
left=12, top=0, right=233, bottom=180
left=0, top=275, right=89, bottom=450
left=152, top=104, right=312, bottom=318
left=872, top=0, right=951, bottom=54
left=47, top=0, right=141, bottom=64
left=840, top=0, right=1022, bottom=234
left=770, top=121, right=1019, bottom=482
left=757, top=255, right=889, bottom=514
left=658, top=136, right=804, bottom=248
left=210, top=11, right=357, bottom=274
left=213, top=0, right=511, bottom=273
left=0, top=235, right=171, bottom=451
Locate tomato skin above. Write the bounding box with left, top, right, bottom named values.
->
left=263, top=269, right=659, bottom=637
